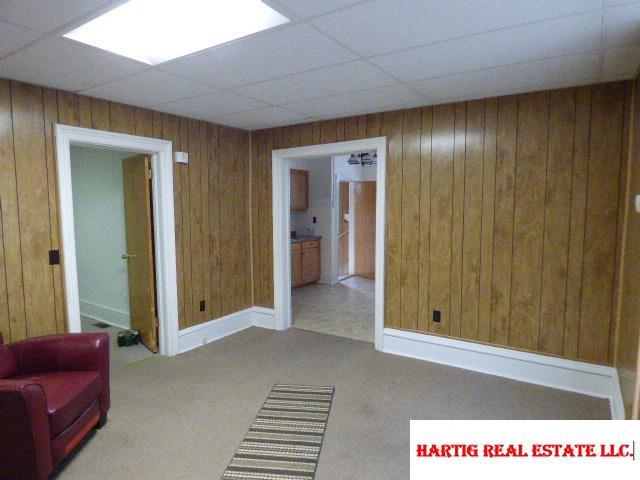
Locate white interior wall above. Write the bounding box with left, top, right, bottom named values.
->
left=71, top=145, right=132, bottom=329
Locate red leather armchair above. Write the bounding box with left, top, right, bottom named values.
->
left=0, top=332, right=110, bottom=480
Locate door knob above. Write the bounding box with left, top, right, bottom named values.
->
left=121, top=254, right=138, bottom=259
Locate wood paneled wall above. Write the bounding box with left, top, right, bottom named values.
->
left=251, top=81, right=632, bottom=365
left=0, top=75, right=632, bottom=368
left=0, top=78, right=252, bottom=342
left=615, top=74, right=640, bottom=419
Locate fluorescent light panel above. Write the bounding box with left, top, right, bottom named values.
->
left=64, top=0, right=289, bottom=65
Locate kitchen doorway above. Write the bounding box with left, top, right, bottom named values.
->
left=272, top=137, right=387, bottom=350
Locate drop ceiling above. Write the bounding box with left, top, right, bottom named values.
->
left=1, top=0, right=639, bottom=131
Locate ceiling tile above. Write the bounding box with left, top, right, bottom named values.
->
left=286, top=84, right=426, bottom=119
left=312, top=0, right=602, bottom=57
left=0, top=20, right=40, bottom=58
left=234, top=60, right=396, bottom=105
left=0, top=0, right=113, bottom=33
left=160, top=24, right=357, bottom=90
left=0, top=37, right=147, bottom=91
left=603, top=44, right=640, bottom=78
left=268, top=0, right=363, bottom=18
left=211, top=106, right=310, bottom=130
left=431, top=77, right=598, bottom=106
left=604, top=0, right=639, bottom=6
left=79, top=70, right=216, bottom=108
left=156, top=91, right=268, bottom=120
left=410, top=51, right=601, bottom=101
left=604, top=2, right=640, bottom=47
left=370, top=11, right=602, bottom=82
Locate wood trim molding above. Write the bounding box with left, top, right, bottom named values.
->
left=382, top=327, right=625, bottom=419
left=177, top=306, right=275, bottom=353
left=197, top=306, right=623, bottom=419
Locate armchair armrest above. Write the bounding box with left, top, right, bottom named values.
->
left=0, top=381, right=53, bottom=480
left=9, top=333, right=110, bottom=420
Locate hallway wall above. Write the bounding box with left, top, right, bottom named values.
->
left=615, top=73, right=640, bottom=419
left=251, top=81, right=632, bottom=366
left=0, top=78, right=251, bottom=341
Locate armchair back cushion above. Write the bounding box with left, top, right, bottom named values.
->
left=0, top=333, right=17, bottom=378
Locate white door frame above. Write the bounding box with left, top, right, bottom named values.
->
left=272, top=137, right=387, bottom=350
left=56, top=124, right=179, bottom=356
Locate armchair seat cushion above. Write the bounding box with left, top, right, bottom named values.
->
left=12, top=371, right=101, bottom=437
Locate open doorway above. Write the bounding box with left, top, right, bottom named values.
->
left=56, top=124, right=179, bottom=357
left=272, top=137, right=386, bottom=349
left=70, top=145, right=156, bottom=369
left=286, top=150, right=379, bottom=344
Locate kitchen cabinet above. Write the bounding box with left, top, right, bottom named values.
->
left=290, top=169, right=308, bottom=212
left=291, top=243, right=302, bottom=287
left=291, top=239, right=320, bottom=287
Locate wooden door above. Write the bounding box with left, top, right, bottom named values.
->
left=290, top=169, right=309, bottom=212
left=354, top=181, right=376, bottom=279
left=122, top=155, right=158, bottom=353
left=301, top=242, right=320, bottom=283
left=291, top=243, right=301, bottom=287
left=339, top=181, right=350, bottom=277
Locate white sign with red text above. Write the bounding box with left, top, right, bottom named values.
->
left=411, top=420, right=639, bottom=479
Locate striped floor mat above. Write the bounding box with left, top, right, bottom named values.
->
left=221, top=384, right=335, bottom=480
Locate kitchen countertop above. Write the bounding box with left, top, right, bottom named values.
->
left=290, top=235, right=322, bottom=244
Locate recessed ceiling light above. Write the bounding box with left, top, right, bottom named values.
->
left=64, top=0, right=289, bottom=65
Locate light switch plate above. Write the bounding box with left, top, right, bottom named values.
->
left=635, top=194, right=640, bottom=213
left=175, top=151, right=189, bottom=164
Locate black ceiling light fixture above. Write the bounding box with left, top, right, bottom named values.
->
left=348, top=152, right=377, bottom=167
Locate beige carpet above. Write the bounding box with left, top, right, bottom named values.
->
left=292, top=276, right=374, bottom=342
left=51, top=327, right=609, bottom=480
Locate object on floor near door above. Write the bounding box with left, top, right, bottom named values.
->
left=117, top=329, right=140, bottom=347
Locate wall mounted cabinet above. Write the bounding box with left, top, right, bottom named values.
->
left=290, top=169, right=308, bottom=211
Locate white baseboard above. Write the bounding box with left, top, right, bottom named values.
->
left=175, top=308, right=625, bottom=419
left=79, top=300, right=130, bottom=330
left=610, top=370, right=625, bottom=420
left=251, top=307, right=276, bottom=329
left=382, top=328, right=625, bottom=419
left=177, top=307, right=276, bottom=354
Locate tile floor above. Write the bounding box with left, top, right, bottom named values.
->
left=291, top=276, right=374, bottom=342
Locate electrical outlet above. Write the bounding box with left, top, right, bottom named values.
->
left=48, top=250, right=60, bottom=265
left=433, top=310, right=441, bottom=323
left=199, top=300, right=205, bottom=312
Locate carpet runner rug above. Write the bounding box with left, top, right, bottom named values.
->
left=221, top=384, right=335, bottom=480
